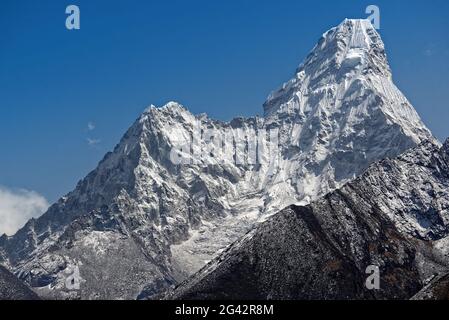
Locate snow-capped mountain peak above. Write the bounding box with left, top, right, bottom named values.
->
left=0, top=19, right=436, bottom=300
left=264, top=19, right=388, bottom=116
left=264, top=18, right=431, bottom=148
left=302, top=18, right=389, bottom=75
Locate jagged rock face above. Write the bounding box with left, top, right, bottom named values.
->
left=168, top=140, right=449, bottom=300
left=0, top=266, right=39, bottom=300
left=263, top=19, right=433, bottom=206
left=0, top=19, right=435, bottom=300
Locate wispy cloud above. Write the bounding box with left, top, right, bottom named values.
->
left=424, top=43, right=437, bottom=57
left=424, top=48, right=433, bottom=57
left=87, top=138, right=101, bottom=146
left=0, top=186, right=49, bottom=236
left=86, top=122, right=101, bottom=146
left=87, top=122, right=95, bottom=131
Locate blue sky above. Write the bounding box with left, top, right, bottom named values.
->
left=1, top=0, right=449, bottom=204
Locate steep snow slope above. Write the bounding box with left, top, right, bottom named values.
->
left=168, top=139, right=449, bottom=300
left=0, top=19, right=435, bottom=299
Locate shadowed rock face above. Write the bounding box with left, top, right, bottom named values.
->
left=168, top=140, right=449, bottom=300
left=412, top=273, right=449, bottom=300
left=0, top=266, right=39, bottom=300
left=169, top=206, right=421, bottom=300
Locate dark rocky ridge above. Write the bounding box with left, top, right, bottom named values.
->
left=412, top=273, right=449, bottom=300
left=0, top=266, right=39, bottom=300
left=168, top=139, right=449, bottom=300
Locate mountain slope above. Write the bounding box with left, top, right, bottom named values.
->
left=0, top=19, right=435, bottom=300
left=168, top=139, right=449, bottom=300
left=0, top=266, right=39, bottom=300
left=412, top=273, right=449, bottom=300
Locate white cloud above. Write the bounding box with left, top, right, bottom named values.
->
left=87, top=138, right=101, bottom=146
left=87, top=122, right=95, bottom=131
left=86, top=122, right=101, bottom=147
left=0, top=186, right=49, bottom=236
